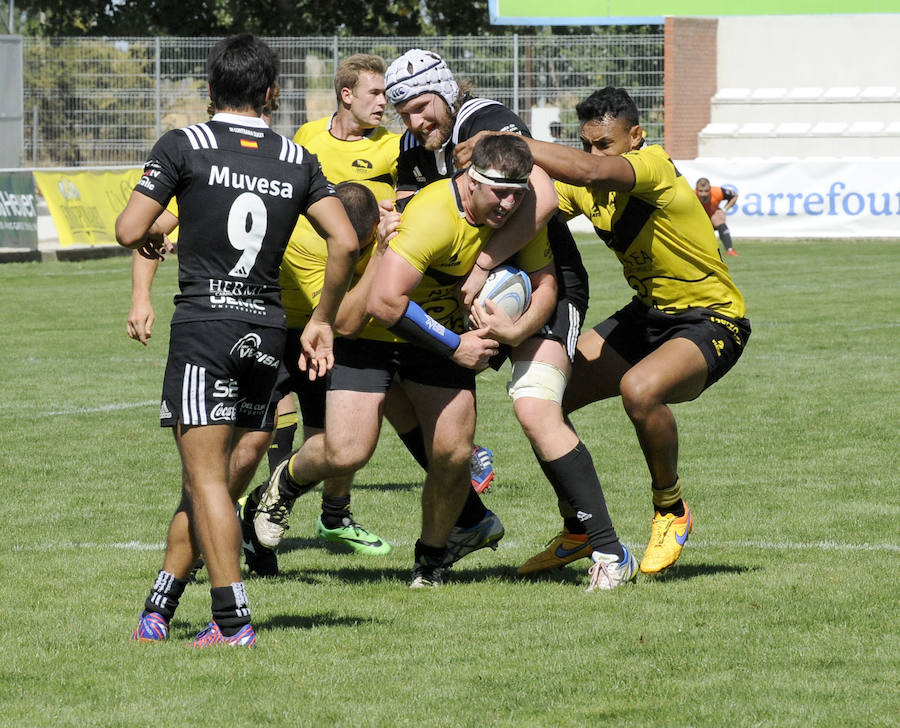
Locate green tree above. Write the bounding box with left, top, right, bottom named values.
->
left=14, top=0, right=605, bottom=36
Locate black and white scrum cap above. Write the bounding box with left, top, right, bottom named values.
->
left=385, top=49, right=460, bottom=109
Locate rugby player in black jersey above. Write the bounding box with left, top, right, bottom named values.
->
left=383, top=50, right=637, bottom=590
left=116, top=34, right=357, bottom=646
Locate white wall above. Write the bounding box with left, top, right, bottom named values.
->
left=717, top=14, right=900, bottom=88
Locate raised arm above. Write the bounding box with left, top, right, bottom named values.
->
left=517, top=136, right=636, bottom=190
left=456, top=130, right=636, bottom=191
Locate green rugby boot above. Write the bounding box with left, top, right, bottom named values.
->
left=316, top=515, right=392, bottom=556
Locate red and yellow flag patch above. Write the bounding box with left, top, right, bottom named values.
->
left=240, top=139, right=259, bottom=150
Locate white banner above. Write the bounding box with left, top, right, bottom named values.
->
left=674, top=158, right=900, bottom=239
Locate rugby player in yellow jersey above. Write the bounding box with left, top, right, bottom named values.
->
left=245, top=55, right=403, bottom=561
left=459, top=87, right=751, bottom=575
left=389, top=50, right=635, bottom=590
left=248, top=55, right=497, bottom=564
left=256, top=135, right=553, bottom=588
left=261, top=54, right=396, bottom=471
left=371, top=134, right=557, bottom=586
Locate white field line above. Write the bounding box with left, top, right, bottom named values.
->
left=10, top=538, right=899, bottom=554
left=44, top=400, right=158, bottom=416
left=13, top=541, right=166, bottom=552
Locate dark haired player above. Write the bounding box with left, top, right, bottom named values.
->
left=386, top=50, right=637, bottom=589
left=247, top=53, right=497, bottom=568
left=255, top=135, right=546, bottom=589
left=470, top=87, right=751, bottom=576
left=116, top=34, right=357, bottom=646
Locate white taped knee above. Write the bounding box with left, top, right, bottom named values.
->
left=507, top=360, right=568, bottom=403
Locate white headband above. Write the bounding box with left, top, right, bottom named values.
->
left=385, top=49, right=459, bottom=110
left=467, top=165, right=530, bottom=189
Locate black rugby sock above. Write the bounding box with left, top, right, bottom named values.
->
left=210, top=583, right=251, bottom=636
left=716, top=224, right=734, bottom=251
left=144, top=570, right=188, bottom=622
left=455, top=488, right=488, bottom=528
left=268, top=413, right=297, bottom=474
left=321, top=494, right=352, bottom=529
left=538, top=442, right=623, bottom=559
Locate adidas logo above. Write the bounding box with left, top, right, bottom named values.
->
left=159, top=400, right=172, bottom=419
left=576, top=510, right=593, bottom=522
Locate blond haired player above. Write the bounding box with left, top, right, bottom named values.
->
left=256, top=135, right=549, bottom=588
left=249, top=54, right=498, bottom=565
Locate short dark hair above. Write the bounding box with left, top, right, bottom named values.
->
left=335, top=182, right=380, bottom=244
left=207, top=34, right=279, bottom=115
left=576, top=87, right=640, bottom=127
left=470, top=135, right=533, bottom=182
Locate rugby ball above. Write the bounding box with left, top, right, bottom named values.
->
left=474, top=264, right=532, bottom=322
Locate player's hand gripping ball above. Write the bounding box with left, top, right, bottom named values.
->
left=473, top=264, right=532, bottom=322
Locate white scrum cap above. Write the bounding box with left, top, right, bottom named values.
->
left=385, top=49, right=459, bottom=110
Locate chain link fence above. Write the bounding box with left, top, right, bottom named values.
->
left=22, top=34, right=663, bottom=167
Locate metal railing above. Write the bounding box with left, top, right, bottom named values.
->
left=22, top=34, right=663, bottom=167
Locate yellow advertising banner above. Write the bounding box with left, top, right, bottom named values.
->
left=34, top=168, right=142, bottom=247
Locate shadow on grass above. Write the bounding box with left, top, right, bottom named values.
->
left=448, top=564, right=585, bottom=585
left=270, top=563, right=594, bottom=586
left=274, top=564, right=410, bottom=585
left=166, top=612, right=385, bottom=638
left=272, top=536, right=321, bottom=554
left=642, top=561, right=755, bottom=581
left=359, top=480, right=419, bottom=493
left=259, top=611, right=387, bottom=630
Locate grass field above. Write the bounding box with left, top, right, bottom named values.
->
left=0, top=238, right=897, bottom=727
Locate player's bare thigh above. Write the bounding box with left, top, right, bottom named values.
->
left=402, top=382, right=476, bottom=468
left=511, top=335, right=571, bottom=373
left=619, top=337, right=708, bottom=407
left=322, top=388, right=385, bottom=469
left=175, top=423, right=231, bottom=492
left=562, top=327, right=632, bottom=414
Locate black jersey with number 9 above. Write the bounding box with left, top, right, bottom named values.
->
left=133, top=112, right=334, bottom=328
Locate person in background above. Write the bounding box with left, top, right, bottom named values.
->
left=695, top=177, right=739, bottom=256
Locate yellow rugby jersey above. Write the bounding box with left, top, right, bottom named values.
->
left=555, top=145, right=746, bottom=319
left=390, top=176, right=553, bottom=335
left=279, top=228, right=373, bottom=330
left=280, top=116, right=402, bottom=338
left=293, top=115, right=399, bottom=204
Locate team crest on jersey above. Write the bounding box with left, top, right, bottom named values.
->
left=352, top=158, right=373, bottom=170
